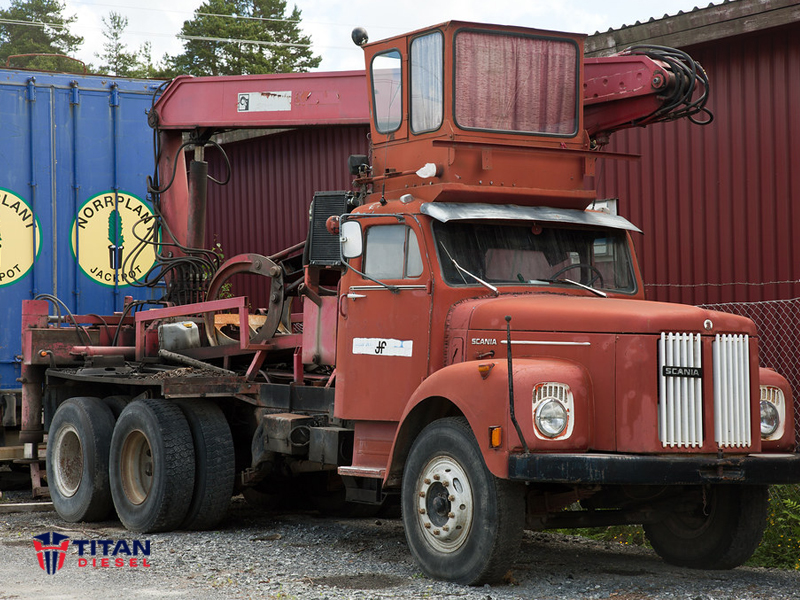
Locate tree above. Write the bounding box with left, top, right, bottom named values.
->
left=96, top=12, right=137, bottom=76
left=0, top=0, right=83, bottom=71
left=168, top=0, right=321, bottom=76
left=95, top=13, right=171, bottom=79
left=128, top=41, right=175, bottom=79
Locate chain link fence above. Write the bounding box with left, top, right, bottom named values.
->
left=699, top=297, right=800, bottom=449
left=700, top=297, right=800, bottom=566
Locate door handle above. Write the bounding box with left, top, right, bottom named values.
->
left=347, top=293, right=367, bottom=300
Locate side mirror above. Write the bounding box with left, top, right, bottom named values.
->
left=340, top=220, right=363, bottom=259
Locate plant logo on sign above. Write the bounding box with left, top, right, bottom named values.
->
left=0, top=188, right=41, bottom=287
left=71, top=191, right=156, bottom=286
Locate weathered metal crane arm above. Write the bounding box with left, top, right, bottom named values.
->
left=584, top=45, right=712, bottom=145
left=147, top=71, right=370, bottom=298
left=149, top=72, right=369, bottom=130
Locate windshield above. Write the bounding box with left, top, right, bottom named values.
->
left=432, top=221, right=636, bottom=294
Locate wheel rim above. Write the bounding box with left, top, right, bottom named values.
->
left=53, top=424, right=83, bottom=498
left=414, top=455, right=474, bottom=553
left=663, top=489, right=719, bottom=539
left=119, top=429, right=153, bottom=505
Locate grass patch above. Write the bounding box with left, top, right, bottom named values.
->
left=557, top=485, right=800, bottom=570
left=557, top=524, right=650, bottom=548
left=747, top=484, right=800, bottom=570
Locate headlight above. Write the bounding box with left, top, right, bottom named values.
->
left=532, top=383, right=573, bottom=440
left=535, top=399, right=568, bottom=438
left=760, top=401, right=779, bottom=437
left=760, top=386, right=785, bottom=440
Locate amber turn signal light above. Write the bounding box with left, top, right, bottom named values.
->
left=489, top=426, right=502, bottom=448
left=478, top=363, right=494, bottom=380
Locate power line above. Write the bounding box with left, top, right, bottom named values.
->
left=195, top=12, right=298, bottom=24
left=62, top=0, right=400, bottom=31
left=0, top=15, right=352, bottom=50
left=0, top=4, right=375, bottom=58
left=176, top=34, right=310, bottom=48
left=0, top=18, right=67, bottom=29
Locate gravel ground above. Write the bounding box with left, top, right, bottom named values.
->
left=1, top=486, right=799, bottom=600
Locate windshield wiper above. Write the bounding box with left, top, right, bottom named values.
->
left=549, top=277, right=607, bottom=298
left=440, top=244, right=499, bottom=296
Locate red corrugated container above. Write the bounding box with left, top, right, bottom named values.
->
left=204, top=125, right=369, bottom=305
left=597, top=23, right=800, bottom=306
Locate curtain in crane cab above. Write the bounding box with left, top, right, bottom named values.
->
left=454, top=30, right=578, bottom=136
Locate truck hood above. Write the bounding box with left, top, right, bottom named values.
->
left=452, top=293, right=757, bottom=336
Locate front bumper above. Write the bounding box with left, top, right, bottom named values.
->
left=508, top=452, right=800, bottom=485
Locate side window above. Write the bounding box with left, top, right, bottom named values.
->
left=410, top=31, right=443, bottom=133
left=364, top=225, right=424, bottom=280
left=371, top=50, right=403, bottom=134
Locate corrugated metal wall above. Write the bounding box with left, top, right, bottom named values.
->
left=597, top=23, right=800, bottom=306
left=205, top=125, right=369, bottom=305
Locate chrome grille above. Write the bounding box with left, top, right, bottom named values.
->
left=658, top=333, right=704, bottom=447
left=713, top=334, right=751, bottom=448
left=657, top=332, right=752, bottom=449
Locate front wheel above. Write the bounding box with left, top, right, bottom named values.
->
left=401, top=417, right=525, bottom=585
left=644, top=485, right=768, bottom=569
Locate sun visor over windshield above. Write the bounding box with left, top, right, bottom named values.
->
left=420, top=202, right=642, bottom=233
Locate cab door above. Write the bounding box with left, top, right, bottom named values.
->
left=334, top=217, right=432, bottom=422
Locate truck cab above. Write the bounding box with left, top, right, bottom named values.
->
left=324, top=21, right=798, bottom=583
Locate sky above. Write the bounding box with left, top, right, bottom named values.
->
left=2, top=0, right=713, bottom=71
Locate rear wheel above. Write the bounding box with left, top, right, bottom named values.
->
left=176, top=400, right=235, bottom=530
left=47, top=397, right=115, bottom=522
left=401, top=417, right=525, bottom=585
left=109, top=399, right=195, bottom=533
left=644, top=485, right=768, bottom=569
left=102, top=395, right=132, bottom=420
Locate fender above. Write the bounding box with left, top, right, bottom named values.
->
left=384, top=357, right=594, bottom=485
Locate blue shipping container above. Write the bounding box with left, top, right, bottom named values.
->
left=0, top=69, right=163, bottom=399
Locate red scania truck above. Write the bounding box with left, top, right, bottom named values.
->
left=19, top=21, right=800, bottom=584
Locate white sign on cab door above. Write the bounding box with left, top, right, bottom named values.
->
left=352, top=337, right=413, bottom=357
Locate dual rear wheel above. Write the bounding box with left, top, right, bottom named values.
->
left=47, top=397, right=234, bottom=532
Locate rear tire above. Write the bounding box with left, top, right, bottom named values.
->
left=102, top=395, right=132, bottom=420
left=176, top=400, right=235, bottom=530
left=401, top=417, right=525, bottom=585
left=47, top=397, right=115, bottom=522
left=644, top=485, right=768, bottom=569
left=109, top=399, right=195, bottom=533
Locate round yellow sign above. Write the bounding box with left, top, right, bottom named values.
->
left=70, top=191, right=157, bottom=287
left=0, top=188, right=41, bottom=287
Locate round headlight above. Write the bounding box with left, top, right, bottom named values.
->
left=760, top=400, right=780, bottom=438
left=535, top=399, right=568, bottom=438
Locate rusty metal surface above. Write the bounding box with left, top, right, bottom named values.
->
left=596, top=23, right=800, bottom=305
left=152, top=71, right=369, bottom=129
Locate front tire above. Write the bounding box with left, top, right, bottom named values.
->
left=47, top=397, right=115, bottom=522
left=401, top=417, right=525, bottom=585
left=644, top=485, right=768, bottom=569
left=109, top=399, right=195, bottom=533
